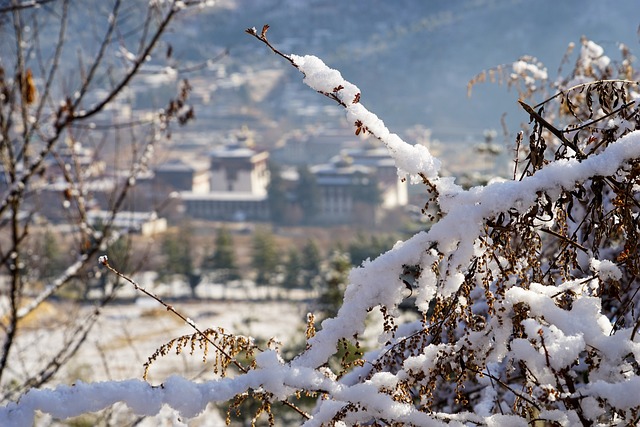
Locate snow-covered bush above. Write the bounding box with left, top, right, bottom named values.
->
left=3, top=28, right=640, bottom=426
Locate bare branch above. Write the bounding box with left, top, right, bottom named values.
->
left=0, top=0, right=57, bottom=14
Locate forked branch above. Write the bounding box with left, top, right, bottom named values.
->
left=518, top=100, right=586, bottom=159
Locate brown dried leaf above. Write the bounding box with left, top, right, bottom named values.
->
left=22, top=68, right=36, bottom=105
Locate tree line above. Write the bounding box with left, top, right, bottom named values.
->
left=158, top=224, right=399, bottom=294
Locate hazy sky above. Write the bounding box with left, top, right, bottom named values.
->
left=212, top=0, right=640, bottom=142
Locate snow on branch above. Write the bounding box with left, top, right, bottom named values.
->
left=293, top=128, right=640, bottom=369
left=0, top=357, right=453, bottom=427
left=247, top=28, right=446, bottom=191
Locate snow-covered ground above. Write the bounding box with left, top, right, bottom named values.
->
left=11, top=298, right=309, bottom=425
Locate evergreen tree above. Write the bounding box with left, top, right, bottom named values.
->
left=106, top=236, right=130, bottom=270
left=251, top=227, right=280, bottom=286
left=317, top=251, right=351, bottom=320
left=40, top=230, right=63, bottom=280
left=348, top=233, right=397, bottom=267
left=160, top=225, right=194, bottom=278
left=282, top=248, right=302, bottom=289
left=301, top=238, right=322, bottom=289
left=266, top=162, right=288, bottom=225
left=202, top=226, right=240, bottom=281
left=295, top=165, right=320, bottom=224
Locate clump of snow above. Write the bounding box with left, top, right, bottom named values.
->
left=163, top=376, right=204, bottom=418
left=291, top=55, right=360, bottom=107
left=590, top=258, right=623, bottom=281
left=292, top=54, right=442, bottom=184
left=580, top=39, right=611, bottom=72
left=512, top=58, right=548, bottom=86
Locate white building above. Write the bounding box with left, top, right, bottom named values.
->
left=154, top=159, right=210, bottom=194
left=310, top=147, right=408, bottom=225
left=182, top=145, right=270, bottom=221
left=209, top=145, right=269, bottom=195
left=342, top=147, right=408, bottom=208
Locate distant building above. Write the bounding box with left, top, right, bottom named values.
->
left=310, top=146, right=408, bottom=226
left=154, top=159, right=210, bottom=194
left=182, top=144, right=270, bottom=221
left=154, top=132, right=408, bottom=225
left=181, top=192, right=269, bottom=222
left=87, top=210, right=167, bottom=236
left=311, top=159, right=372, bottom=224
left=209, top=145, right=269, bottom=194
left=342, top=146, right=408, bottom=208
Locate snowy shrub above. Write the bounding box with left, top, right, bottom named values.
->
left=3, top=28, right=640, bottom=427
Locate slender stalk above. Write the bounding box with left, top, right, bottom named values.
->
left=99, top=257, right=311, bottom=420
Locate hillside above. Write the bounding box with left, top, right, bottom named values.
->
left=177, top=0, right=640, bottom=142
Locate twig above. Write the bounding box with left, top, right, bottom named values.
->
left=518, top=100, right=586, bottom=159
left=464, top=364, right=540, bottom=410
left=99, top=256, right=248, bottom=374
left=565, top=100, right=635, bottom=136
left=513, top=131, right=523, bottom=181
left=245, top=25, right=296, bottom=68
left=245, top=25, right=348, bottom=108
left=72, top=0, right=121, bottom=110
left=74, top=0, right=182, bottom=121
left=98, top=256, right=311, bottom=420
left=538, top=226, right=589, bottom=253
left=533, top=79, right=640, bottom=110
left=28, top=0, right=70, bottom=144
left=485, top=365, right=504, bottom=415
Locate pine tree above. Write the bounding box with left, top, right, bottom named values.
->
left=282, top=248, right=302, bottom=289
left=266, top=162, right=288, bottom=225
left=202, top=226, right=241, bottom=281
left=348, top=233, right=397, bottom=267
left=40, top=230, right=63, bottom=280
left=317, top=251, right=351, bottom=320
left=301, top=238, right=322, bottom=290
left=251, top=227, right=280, bottom=286
left=160, top=225, right=194, bottom=278
left=295, top=165, right=320, bottom=224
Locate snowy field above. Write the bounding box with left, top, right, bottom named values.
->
left=12, top=297, right=311, bottom=425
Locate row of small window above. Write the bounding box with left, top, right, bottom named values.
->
left=187, top=200, right=267, bottom=216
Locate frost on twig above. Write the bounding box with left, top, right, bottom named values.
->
left=246, top=27, right=446, bottom=194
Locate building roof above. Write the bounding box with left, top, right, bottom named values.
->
left=209, top=145, right=269, bottom=161
left=340, top=147, right=396, bottom=167
left=310, top=163, right=373, bottom=186
left=155, top=159, right=210, bottom=173
left=180, top=191, right=267, bottom=202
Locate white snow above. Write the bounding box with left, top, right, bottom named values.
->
left=590, top=257, right=623, bottom=281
